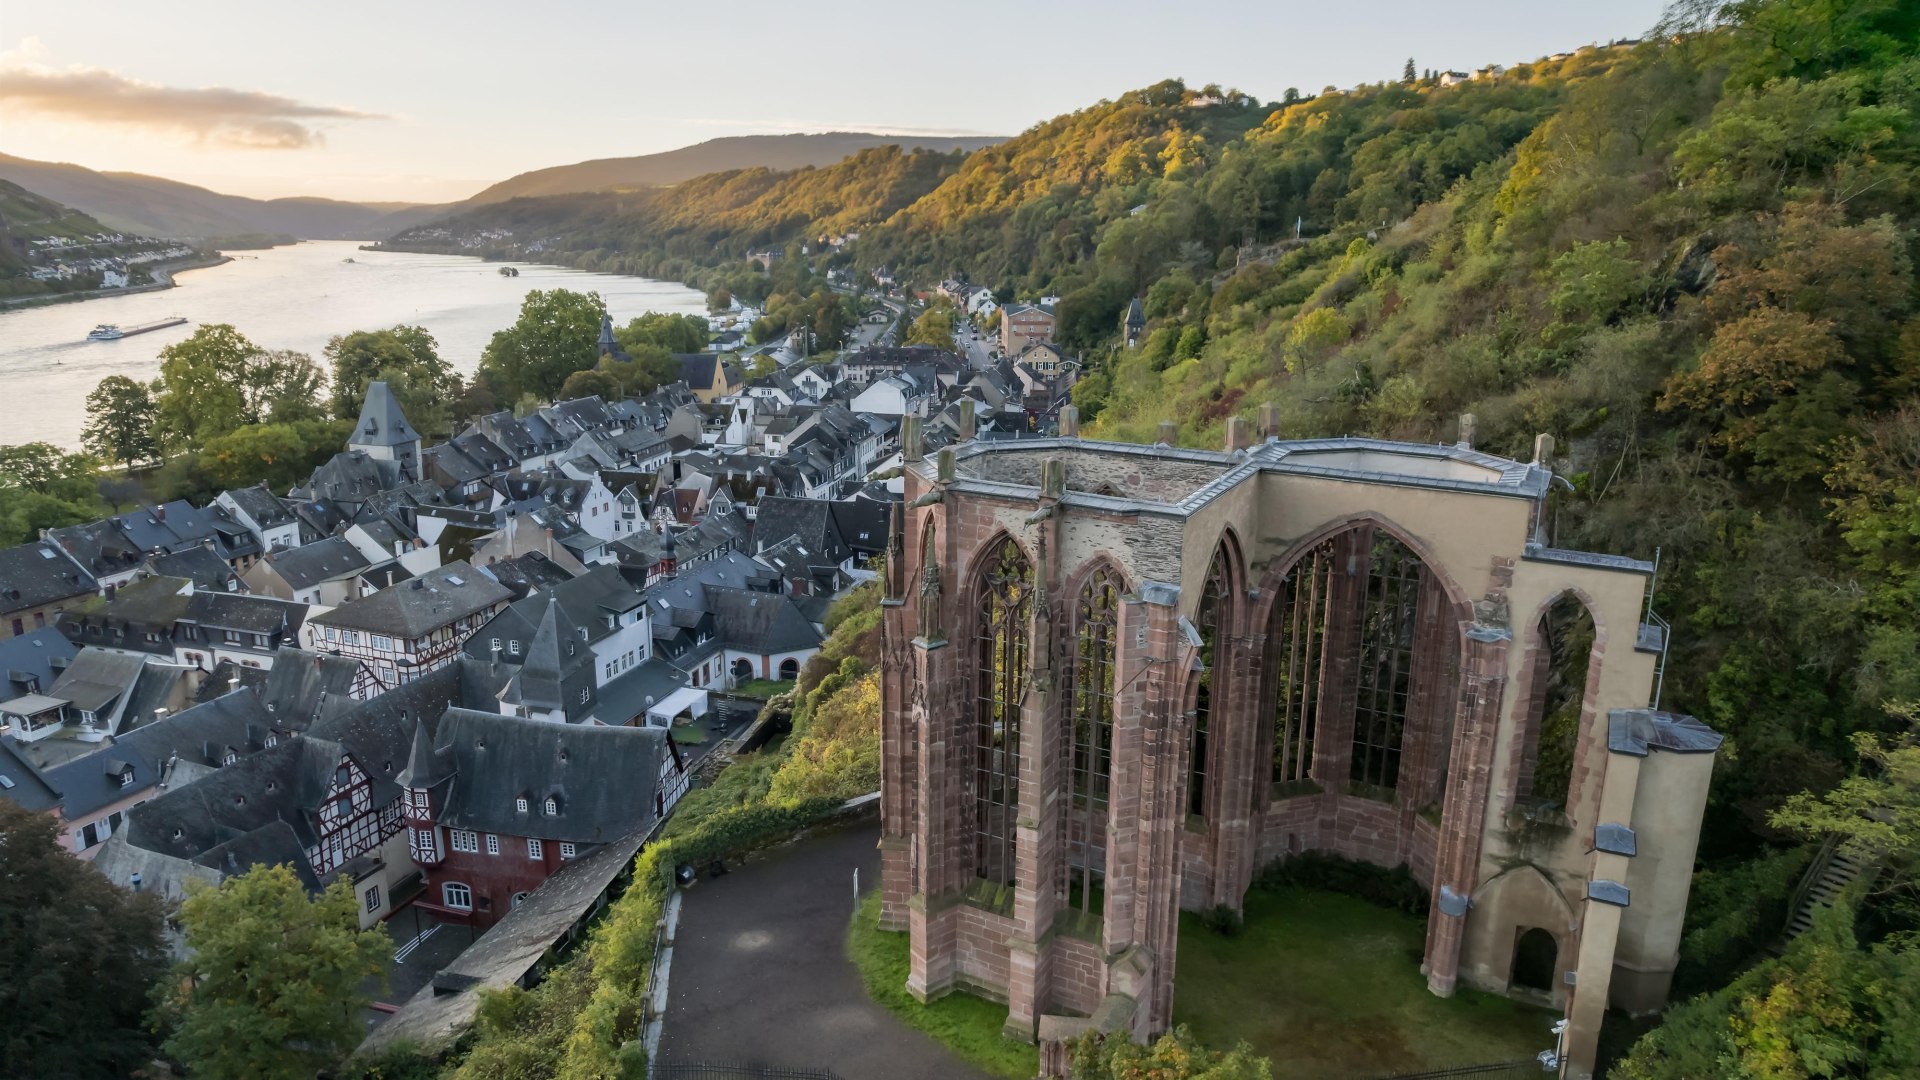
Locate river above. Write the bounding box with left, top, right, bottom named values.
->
left=0, top=240, right=708, bottom=449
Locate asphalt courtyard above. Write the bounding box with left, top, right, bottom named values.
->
left=657, top=821, right=993, bottom=1080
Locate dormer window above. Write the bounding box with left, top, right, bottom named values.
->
left=544, top=797, right=557, bottom=816
left=515, top=796, right=528, bottom=813
left=117, top=768, right=134, bottom=788
left=222, top=752, right=238, bottom=766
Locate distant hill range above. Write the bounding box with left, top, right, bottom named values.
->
left=0, top=133, right=1005, bottom=242
left=0, top=153, right=437, bottom=241
left=462, top=132, right=1003, bottom=205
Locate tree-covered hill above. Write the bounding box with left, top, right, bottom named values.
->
left=379, top=143, right=970, bottom=285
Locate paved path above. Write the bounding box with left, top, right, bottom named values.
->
left=658, top=822, right=994, bottom=1080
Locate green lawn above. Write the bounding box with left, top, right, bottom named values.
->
left=846, top=891, right=1039, bottom=1080
left=1174, top=886, right=1554, bottom=1078
left=732, top=678, right=795, bottom=699
left=669, top=724, right=709, bottom=745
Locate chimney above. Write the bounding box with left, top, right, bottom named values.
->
left=1258, top=402, right=1280, bottom=441
left=130, top=872, right=142, bottom=892
left=155, top=504, right=166, bottom=523
left=154, top=707, right=168, bottom=722
left=1225, top=417, right=1252, bottom=453
left=229, top=676, right=240, bottom=694
left=1457, top=413, right=1477, bottom=450
left=1057, top=404, right=1080, bottom=438
left=1532, top=432, right=1555, bottom=465
left=957, top=400, right=976, bottom=442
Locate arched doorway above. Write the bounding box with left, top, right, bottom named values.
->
left=1512, top=927, right=1559, bottom=993
left=778, top=656, right=799, bottom=680
left=732, top=658, right=753, bottom=680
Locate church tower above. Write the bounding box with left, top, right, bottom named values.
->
left=348, top=380, right=424, bottom=482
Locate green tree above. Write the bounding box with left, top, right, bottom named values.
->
left=151, top=325, right=328, bottom=451
left=158, top=864, right=390, bottom=1080
left=81, top=375, right=160, bottom=472
left=558, top=367, right=623, bottom=402
left=904, top=305, right=956, bottom=348
left=325, top=326, right=463, bottom=437
left=477, top=289, right=607, bottom=403
left=1403, top=57, right=1417, bottom=84
left=617, top=311, right=710, bottom=354
left=0, top=800, right=168, bottom=1080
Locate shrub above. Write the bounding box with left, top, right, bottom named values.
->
left=1253, top=851, right=1430, bottom=917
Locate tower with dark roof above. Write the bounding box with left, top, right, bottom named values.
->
left=598, top=313, right=621, bottom=361
left=397, top=716, right=452, bottom=866
left=348, top=380, right=424, bottom=481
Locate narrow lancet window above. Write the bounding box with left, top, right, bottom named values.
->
left=974, top=539, right=1033, bottom=884
left=1067, top=566, right=1120, bottom=912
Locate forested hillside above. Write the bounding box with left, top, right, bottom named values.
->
left=461, top=132, right=1004, bottom=205
left=381, top=144, right=969, bottom=286
left=372, top=2, right=1920, bottom=1071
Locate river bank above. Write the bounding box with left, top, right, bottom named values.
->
left=0, top=255, right=233, bottom=311
left=0, top=240, right=707, bottom=449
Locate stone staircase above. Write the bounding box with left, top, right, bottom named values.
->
left=1784, top=835, right=1870, bottom=940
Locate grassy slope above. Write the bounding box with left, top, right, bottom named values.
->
left=1174, top=888, right=1552, bottom=1077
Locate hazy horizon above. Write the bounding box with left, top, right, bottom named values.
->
left=2, top=1, right=1668, bottom=204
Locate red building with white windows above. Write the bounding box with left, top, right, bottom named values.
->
left=400, top=707, right=685, bottom=927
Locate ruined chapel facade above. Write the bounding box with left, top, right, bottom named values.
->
left=877, top=415, right=1722, bottom=1079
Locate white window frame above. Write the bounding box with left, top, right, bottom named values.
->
left=559, top=841, right=576, bottom=860
left=365, top=884, right=381, bottom=913
left=451, top=830, right=479, bottom=853
left=527, top=838, right=544, bottom=860
left=485, top=833, right=500, bottom=855
left=442, top=882, right=472, bottom=910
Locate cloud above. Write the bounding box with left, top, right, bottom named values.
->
left=0, top=64, right=385, bottom=149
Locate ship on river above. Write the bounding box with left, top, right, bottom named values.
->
left=87, top=317, right=189, bottom=341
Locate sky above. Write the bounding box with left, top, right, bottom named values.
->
left=0, top=0, right=1671, bottom=205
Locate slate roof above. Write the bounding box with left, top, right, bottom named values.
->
left=148, top=546, right=237, bottom=591
left=257, top=649, right=362, bottom=730
left=119, top=734, right=360, bottom=891
left=34, top=689, right=274, bottom=820
left=421, top=708, right=668, bottom=843
left=0, top=738, right=60, bottom=811
left=0, top=540, right=96, bottom=613
left=480, top=551, right=578, bottom=600
left=702, top=586, right=823, bottom=655
left=43, top=648, right=149, bottom=715
left=221, top=484, right=296, bottom=528
left=0, top=627, right=78, bottom=700
left=308, top=561, right=510, bottom=639
left=267, top=536, right=372, bottom=591
left=351, top=381, right=420, bottom=449
left=303, top=451, right=406, bottom=506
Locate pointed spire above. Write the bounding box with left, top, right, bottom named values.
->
left=518, top=596, right=567, bottom=709
left=598, top=312, right=617, bottom=357
left=350, top=380, right=418, bottom=448
left=396, top=714, right=449, bottom=789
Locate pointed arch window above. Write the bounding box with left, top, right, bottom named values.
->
left=974, top=539, right=1032, bottom=885
left=1269, top=539, right=1336, bottom=790
left=1350, top=533, right=1422, bottom=793
left=1190, top=549, right=1231, bottom=819
left=1067, top=566, right=1121, bottom=913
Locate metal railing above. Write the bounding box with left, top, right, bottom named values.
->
left=653, top=1066, right=843, bottom=1080
left=1362, top=1061, right=1542, bottom=1080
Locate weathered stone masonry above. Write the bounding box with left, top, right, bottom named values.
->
left=879, top=423, right=1723, bottom=1079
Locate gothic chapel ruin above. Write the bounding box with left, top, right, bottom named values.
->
left=877, top=408, right=1722, bottom=1080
